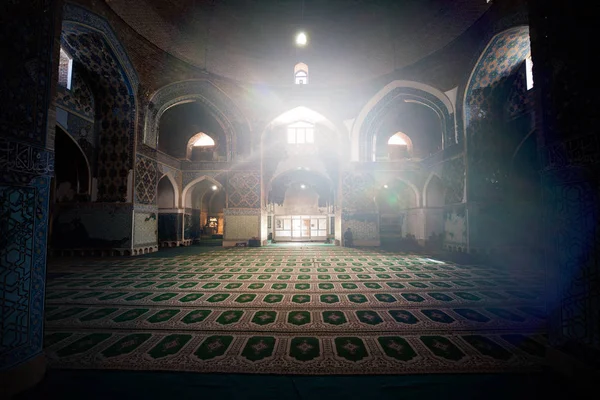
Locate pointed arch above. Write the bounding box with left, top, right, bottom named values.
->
left=144, top=80, right=250, bottom=154
left=423, top=172, right=445, bottom=208
left=462, top=26, right=531, bottom=139
left=63, top=3, right=139, bottom=93
left=55, top=122, right=92, bottom=195
left=181, top=175, right=224, bottom=209
left=157, top=172, right=180, bottom=209
left=376, top=177, right=421, bottom=209
left=352, top=80, right=456, bottom=161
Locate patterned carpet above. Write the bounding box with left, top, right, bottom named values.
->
left=44, top=245, right=548, bottom=375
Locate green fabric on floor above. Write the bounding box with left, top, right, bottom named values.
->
left=44, top=245, right=547, bottom=375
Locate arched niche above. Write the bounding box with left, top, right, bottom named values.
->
left=158, top=101, right=227, bottom=161
left=423, top=174, right=445, bottom=208
left=157, top=175, right=176, bottom=209
left=54, top=125, right=91, bottom=202
left=375, top=179, right=419, bottom=213
left=353, top=81, right=455, bottom=161
left=144, top=80, right=249, bottom=157
left=185, top=132, right=217, bottom=161
left=374, top=131, right=414, bottom=161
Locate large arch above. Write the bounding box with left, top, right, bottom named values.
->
left=62, top=4, right=138, bottom=202
left=144, top=80, right=249, bottom=156
left=462, top=26, right=531, bottom=139
left=352, top=81, right=456, bottom=161
left=182, top=175, right=225, bottom=209
left=63, top=4, right=139, bottom=93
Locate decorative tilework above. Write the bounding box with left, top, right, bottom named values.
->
left=61, top=17, right=136, bottom=202
left=135, top=155, right=158, bottom=205
left=343, top=218, right=379, bottom=241
left=465, top=27, right=530, bottom=124
left=133, top=212, right=157, bottom=246
left=227, top=171, right=260, bottom=208
left=224, top=215, right=260, bottom=240
left=224, top=208, right=262, bottom=216
left=441, top=157, right=465, bottom=205
left=61, top=113, right=95, bottom=172
left=63, top=3, right=139, bottom=92
left=55, top=73, right=95, bottom=119
left=0, top=176, right=50, bottom=369
left=0, top=138, right=54, bottom=184
left=505, top=63, right=531, bottom=119
left=342, top=172, right=376, bottom=212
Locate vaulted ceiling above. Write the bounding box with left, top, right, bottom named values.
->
left=105, top=0, right=491, bottom=86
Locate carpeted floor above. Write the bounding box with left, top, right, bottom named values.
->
left=44, top=245, right=547, bottom=375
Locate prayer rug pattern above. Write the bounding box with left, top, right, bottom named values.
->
left=44, top=246, right=547, bottom=375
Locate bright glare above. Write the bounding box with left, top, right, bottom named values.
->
left=526, top=57, right=534, bottom=90
left=193, top=133, right=215, bottom=147
left=211, top=185, right=218, bottom=191
left=383, top=184, right=388, bottom=189
left=388, top=134, right=408, bottom=145
left=300, top=184, right=306, bottom=189
left=296, top=32, right=307, bottom=46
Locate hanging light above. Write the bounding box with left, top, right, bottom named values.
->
left=296, top=32, right=307, bottom=46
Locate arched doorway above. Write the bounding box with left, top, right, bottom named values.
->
left=49, top=126, right=92, bottom=249
left=376, top=179, right=418, bottom=247
left=182, top=176, right=225, bottom=246
left=268, top=170, right=334, bottom=243
left=261, top=106, right=344, bottom=244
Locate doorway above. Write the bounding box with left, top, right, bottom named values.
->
left=274, top=215, right=328, bottom=241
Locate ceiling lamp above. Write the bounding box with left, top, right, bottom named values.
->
left=211, top=185, right=218, bottom=191
left=296, top=32, right=307, bottom=46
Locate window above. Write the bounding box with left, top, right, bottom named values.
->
left=525, top=56, right=534, bottom=90
left=192, top=132, right=215, bottom=147
left=295, top=71, right=307, bottom=85
left=294, top=62, right=308, bottom=85
left=388, top=134, right=408, bottom=145
left=287, top=121, right=314, bottom=144
left=385, top=132, right=412, bottom=160
left=58, top=47, right=73, bottom=90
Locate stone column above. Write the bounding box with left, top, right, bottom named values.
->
left=529, top=0, right=600, bottom=370
left=0, top=0, right=61, bottom=396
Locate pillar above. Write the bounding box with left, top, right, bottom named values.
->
left=529, top=0, right=600, bottom=371
left=0, top=0, right=61, bottom=396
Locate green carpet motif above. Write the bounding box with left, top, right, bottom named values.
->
left=44, top=246, right=547, bottom=375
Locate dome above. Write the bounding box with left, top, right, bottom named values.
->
left=106, top=0, right=490, bottom=86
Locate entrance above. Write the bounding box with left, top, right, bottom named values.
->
left=274, top=215, right=328, bottom=241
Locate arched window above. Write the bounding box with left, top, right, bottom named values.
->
left=186, top=132, right=217, bottom=161
left=58, top=47, right=73, bottom=89
left=387, top=132, right=413, bottom=160
left=287, top=121, right=314, bottom=144
left=294, top=62, right=308, bottom=85
left=192, top=132, right=215, bottom=147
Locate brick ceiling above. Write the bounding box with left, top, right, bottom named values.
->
left=105, top=0, right=491, bottom=86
